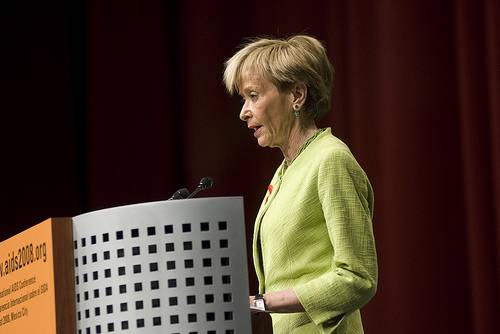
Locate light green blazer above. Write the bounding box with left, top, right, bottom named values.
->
left=253, top=128, right=378, bottom=334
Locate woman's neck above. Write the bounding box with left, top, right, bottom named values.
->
left=280, top=121, right=318, bottom=164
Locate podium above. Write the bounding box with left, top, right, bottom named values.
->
left=0, top=197, right=252, bottom=334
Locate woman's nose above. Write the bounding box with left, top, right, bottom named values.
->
left=240, top=102, right=250, bottom=121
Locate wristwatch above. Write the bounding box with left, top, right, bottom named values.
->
left=253, top=294, right=266, bottom=311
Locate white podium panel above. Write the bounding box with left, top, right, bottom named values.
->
left=72, top=197, right=251, bottom=334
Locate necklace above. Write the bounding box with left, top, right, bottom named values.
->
left=283, top=128, right=325, bottom=169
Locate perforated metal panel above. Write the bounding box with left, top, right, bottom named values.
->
left=72, top=197, right=251, bottom=334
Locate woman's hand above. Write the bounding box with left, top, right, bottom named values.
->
left=249, top=289, right=305, bottom=313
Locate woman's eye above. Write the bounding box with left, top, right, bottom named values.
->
left=250, top=93, right=258, bottom=101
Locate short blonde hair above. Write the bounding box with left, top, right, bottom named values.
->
left=223, top=35, right=335, bottom=119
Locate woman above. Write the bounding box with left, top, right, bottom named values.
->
left=223, top=35, right=377, bottom=334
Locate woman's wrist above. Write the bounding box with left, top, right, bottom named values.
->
left=251, top=294, right=267, bottom=311
left=259, top=289, right=305, bottom=313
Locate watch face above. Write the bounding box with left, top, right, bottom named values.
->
left=255, top=298, right=265, bottom=311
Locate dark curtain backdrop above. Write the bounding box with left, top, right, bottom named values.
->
left=2, top=1, right=499, bottom=333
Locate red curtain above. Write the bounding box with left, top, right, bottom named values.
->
left=455, top=0, right=500, bottom=331
left=3, top=1, right=499, bottom=333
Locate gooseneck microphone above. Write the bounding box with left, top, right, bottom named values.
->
left=168, top=188, right=190, bottom=200
left=168, top=177, right=214, bottom=200
left=186, top=177, right=214, bottom=199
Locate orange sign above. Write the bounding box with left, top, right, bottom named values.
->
left=0, top=219, right=56, bottom=333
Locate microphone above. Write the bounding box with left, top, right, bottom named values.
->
left=168, top=187, right=190, bottom=200
left=186, top=177, right=214, bottom=199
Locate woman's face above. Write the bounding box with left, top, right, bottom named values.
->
left=239, top=72, right=295, bottom=148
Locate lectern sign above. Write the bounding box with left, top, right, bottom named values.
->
left=0, top=218, right=75, bottom=334
left=0, top=219, right=56, bottom=333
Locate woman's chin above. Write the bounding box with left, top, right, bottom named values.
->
left=256, top=137, right=270, bottom=147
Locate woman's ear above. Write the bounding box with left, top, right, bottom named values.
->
left=291, top=82, right=307, bottom=108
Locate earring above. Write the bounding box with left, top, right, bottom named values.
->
left=293, top=104, right=300, bottom=118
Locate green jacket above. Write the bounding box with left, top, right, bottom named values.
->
left=253, top=128, right=378, bottom=334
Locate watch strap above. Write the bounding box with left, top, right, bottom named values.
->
left=254, top=294, right=266, bottom=311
